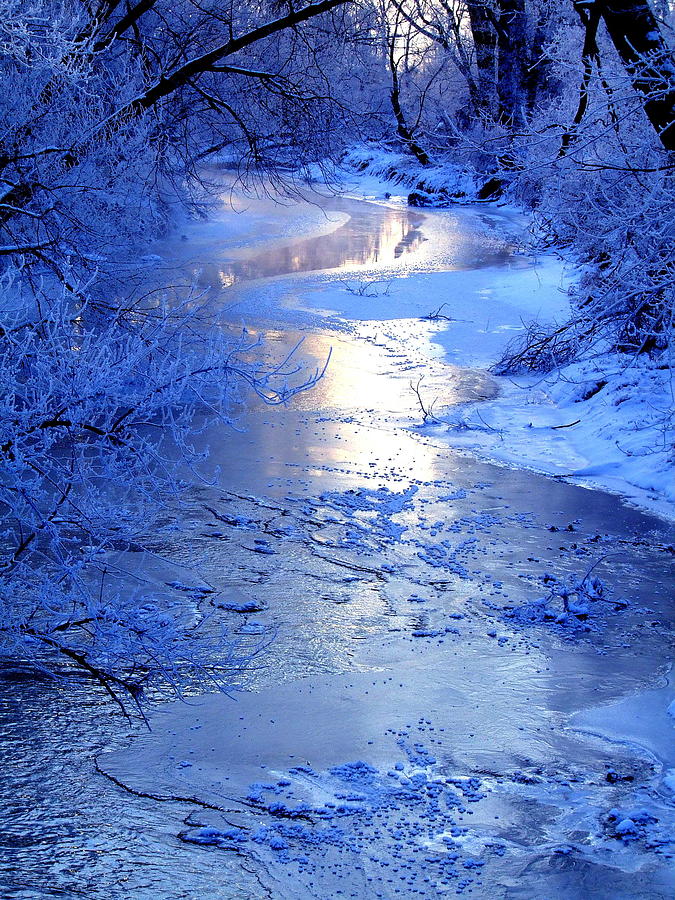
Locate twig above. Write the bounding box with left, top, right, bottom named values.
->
left=551, top=419, right=581, bottom=429
left=410, top=376, right=440, bottom=424
left=421, top=302, right=453, bottom=321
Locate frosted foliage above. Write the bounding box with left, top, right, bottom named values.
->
left=0, top=265, right=326, bottom=711
left=365, top=0, right=674, bottom=374
left=0, top=0, right=352, bottom=708
left=0, top=0, right=359, bottom=265
left=0, top=277, right=209, bottom=703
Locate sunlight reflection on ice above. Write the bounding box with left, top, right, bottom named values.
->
left=197, top=202, right=427, bottom=290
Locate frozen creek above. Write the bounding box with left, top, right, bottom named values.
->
left=2, top=178, right=675, bottom=899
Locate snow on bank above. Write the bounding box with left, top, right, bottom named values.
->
left=310, top=155, right=675, bottom=523
left=284, top=236, right=673, bottom=520
left=441, top=353, right=675, bottom=523
left=339, top=146, right=478, bottom=204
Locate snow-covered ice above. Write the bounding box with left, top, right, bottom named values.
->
left=325, top=161, right=675, bottom=522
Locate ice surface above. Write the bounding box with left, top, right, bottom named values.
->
left=83, top=173, right=675, bottom=899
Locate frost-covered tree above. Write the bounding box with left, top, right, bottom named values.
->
left=0, top=0, right=355, bottom=262
left=377, top=0, right=674, bottom=370
left=0, top=0, right=351, bottom=711
left=495, top=0, right=675, bottom=366
left=0, top=276, right=325, bottom=712
left=597, top=0, right=675, bottom=150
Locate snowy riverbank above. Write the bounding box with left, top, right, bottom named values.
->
left=312, top=156, right=675, bottom=523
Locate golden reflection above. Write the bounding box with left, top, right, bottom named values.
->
left=218, top=271, right=236, bottom=288
left=204, top=206, right=427, bottom=291
left=232, top=327, right=448, bottom=487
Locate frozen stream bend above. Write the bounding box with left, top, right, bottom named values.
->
left=3, top=181, right=675, bottom=899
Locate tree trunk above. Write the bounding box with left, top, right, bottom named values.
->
left=525, top=11, right=555, bottom=116
left=559, top=3, right=602, bottom=156
left=389, top=67, right=431, bottom=165
left=386, top=8, right=431, bottom=166
left=597, top=0, right=675, bottom=150
left=496, top=0, right=528, bottom=127
left=466, top=1, right=499, bottom=119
